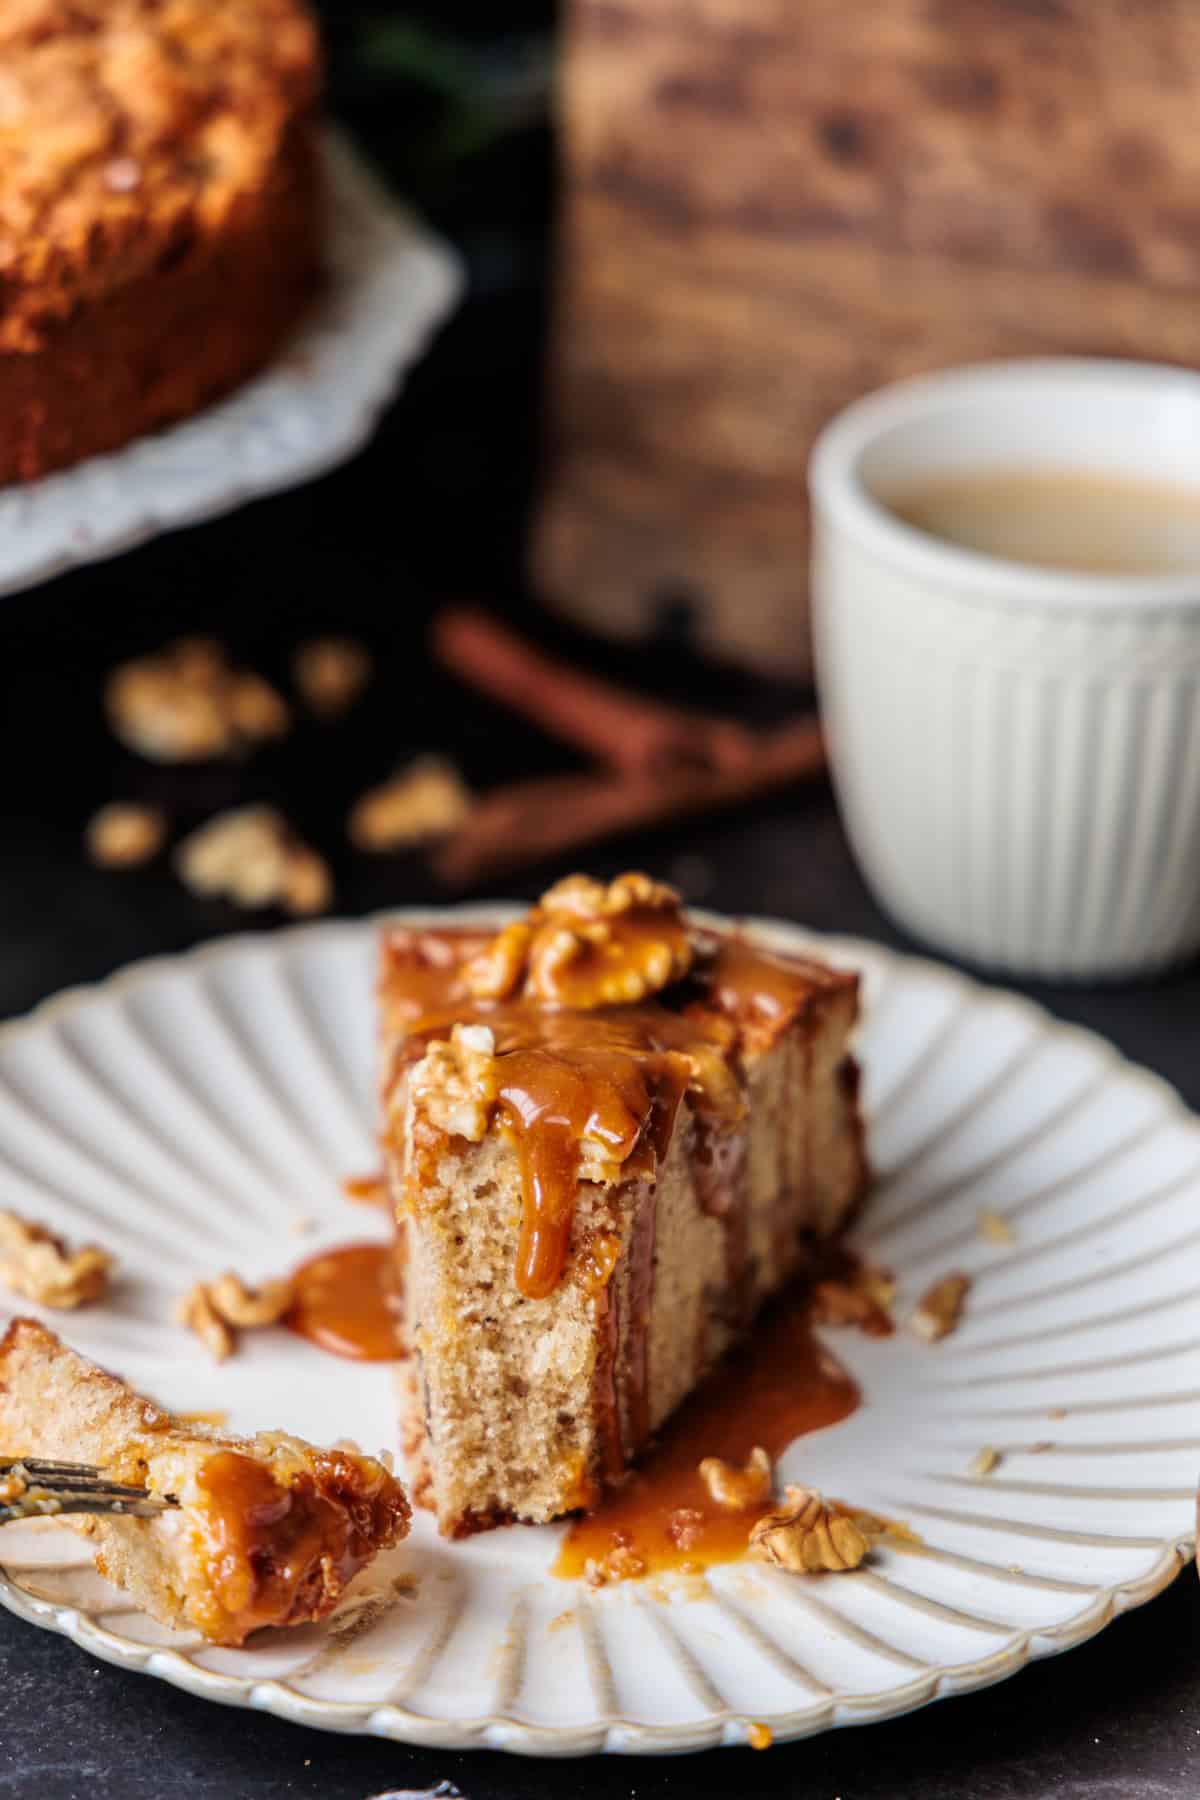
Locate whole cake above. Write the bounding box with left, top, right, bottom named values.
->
left=0, top=0, right=322, bottom=485
left=378, top=874, right=868, bottom=1537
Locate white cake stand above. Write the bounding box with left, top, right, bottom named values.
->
left=0, top=130, right=464, bottom=596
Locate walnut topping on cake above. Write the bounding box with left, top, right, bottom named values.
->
left=463, top=872, right=694, bottom=1008
left=698, top=1446, right=772, bottom=1511
left=409, top=1024, right=498, bottom=1141
left=0, top=1210, right=112, bottom=1309
left=749, top=1486, right=871, bottom=1573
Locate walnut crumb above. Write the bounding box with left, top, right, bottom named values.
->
left=292, top=637, right=373, bottom=719
left=911, top=1271, right=971, bottom=1342
left=84, top=802, right=167, bottom=868
left=583, top=1536, right=647, bottom=1588
left=176, top=1269, right=293, bottom=1361
left=811, top=1261, right=895, bottom=1335
left=698, top=1446, right=772, bottom=1511
left=666, top=1507, right=705, bottom=1550
left=348, top=756, right=471, bottom=851
left=977, top=1209, right=1016, bottom=1246
left=175, top=806, right=332, bottom=916
left=0, top=1210, right=112, bottom=1309
left=1030, top=1440, right=1055, bottom=1454
left=968, top=1446, right=1000, bottom=1478
left=749, top=1486, right=871, bottom=1573
left=105, top=638, right=289, bottom=762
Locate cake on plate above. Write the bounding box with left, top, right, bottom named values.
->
left=378, top=874, right=868, bottom=1537
left=0, top=0, right=321, bottom=485
left=0, top=1320, right=410, bottom=1646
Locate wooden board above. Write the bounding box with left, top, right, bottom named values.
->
left=532, top=0, right=1200, bottom=674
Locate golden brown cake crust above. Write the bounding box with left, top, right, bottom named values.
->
left=0, top=0, right=322, bottom=481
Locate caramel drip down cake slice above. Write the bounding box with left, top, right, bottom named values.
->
left=378, top=874, right=868, bottom=1538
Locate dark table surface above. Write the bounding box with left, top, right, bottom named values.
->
left=3, top=10, right=1200, bottom=1794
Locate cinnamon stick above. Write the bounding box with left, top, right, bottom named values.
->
left=431, top=603, right=761, bottom=775
left=433, top=717, right=825, bottom=887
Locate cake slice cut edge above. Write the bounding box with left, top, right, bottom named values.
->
left=379, top=874, right=869, bottom=1539
left=0, top=1318, right=410, bottom=1646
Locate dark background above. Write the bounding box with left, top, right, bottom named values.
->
left=2, top=8, right=1199, bottom=1795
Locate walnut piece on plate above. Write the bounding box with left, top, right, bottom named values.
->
left=0, top=1210, right=112, bottom=1309
left=175, top=805, right=331, bottom=916
left=749, top=1485, right=871, bottom=1573
left=911, top=1271, right=971, bottom=1342
left=105, top=638, right=289, bottom=762
left=698, top=1446, right=772, bottom=1511
left=84, top=802, right=167, bottom=868
left=176, top=1270, right=295, bottom=1362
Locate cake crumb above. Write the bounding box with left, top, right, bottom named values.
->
left=968, top=1445, right=1000, bottom=1478
left=1030, top=1440, right=1054, bottom=1454
left=911, top=1271, right=971, bottom=1342
left=85, top=802, right=166, bottom=868
left=977, top=1209, right=1016, bottom=1246
left=343, top=1174, right=389, bottom=1208
left=0, top=1210, right=113, bottom=1309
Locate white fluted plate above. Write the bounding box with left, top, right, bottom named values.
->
left=0, top=131, right=462, bottom=598
left=0, top=911, right=1196, bottom=1755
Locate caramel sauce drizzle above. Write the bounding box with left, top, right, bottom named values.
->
left=285, top=1242, right=399, bottom=1362
left=193, top=1446, right=401, bottom=1639
left=384, top=923, right=836, bottom=1307
left=554, top=1294, right=859, bottom=1581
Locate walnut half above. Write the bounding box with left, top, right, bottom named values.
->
left=748, top=1486, right=871, bottom=1573
left=462, top=871, right=694, bottom=1009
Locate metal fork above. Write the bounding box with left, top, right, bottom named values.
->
left=0, top=1458, right=177, bottom=1523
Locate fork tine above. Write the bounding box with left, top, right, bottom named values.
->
left=0, top=1456, right=176, bottom=1522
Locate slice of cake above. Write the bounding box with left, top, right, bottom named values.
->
left=379, top=873, right=867, bottom=1537
left=0, top=1320, right=410, bottom=1646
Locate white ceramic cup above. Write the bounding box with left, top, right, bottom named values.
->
left=809, top=358, right=1200, bottom=980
